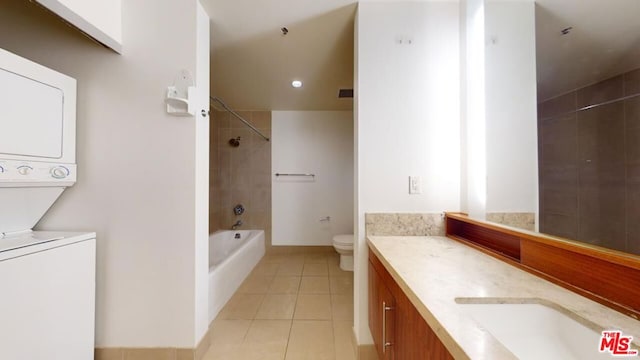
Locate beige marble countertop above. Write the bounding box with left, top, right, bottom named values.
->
left=367, top=235, right=640, bottom=360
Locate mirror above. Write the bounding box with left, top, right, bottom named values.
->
left=479, top=0, right=640, bottom=256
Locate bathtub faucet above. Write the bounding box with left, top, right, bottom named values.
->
left=232, top=219, right=243, bottom=230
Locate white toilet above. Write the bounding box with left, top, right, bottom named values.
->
left=332, top=234, right=354, bottom=271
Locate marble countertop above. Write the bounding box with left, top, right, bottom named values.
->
left=367, top=235, right=640, bottom=359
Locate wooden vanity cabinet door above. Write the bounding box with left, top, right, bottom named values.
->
left=369, top=260, right=395, bottom=360
left=369, top=248, right=454, bottom=360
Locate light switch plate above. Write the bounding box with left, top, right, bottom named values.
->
left=409, top=176, right=422, bottom=194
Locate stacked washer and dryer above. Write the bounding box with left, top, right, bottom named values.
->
left=0, top=48, right=96, bottom=359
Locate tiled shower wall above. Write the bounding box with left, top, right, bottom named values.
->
left=210, top=110, right=272, bottom=246
left=538, top=68, right=640, bottom=255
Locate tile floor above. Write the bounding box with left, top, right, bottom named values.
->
left=202, top=249, right=356, bottom=360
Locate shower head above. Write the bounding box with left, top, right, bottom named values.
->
left=229, top=137, right=241, bottom=147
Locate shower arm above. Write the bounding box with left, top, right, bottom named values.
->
left=209, top=96, right=270, bottom=142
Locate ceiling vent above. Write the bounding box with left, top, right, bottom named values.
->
left=338, top=89, right=353, bottom=98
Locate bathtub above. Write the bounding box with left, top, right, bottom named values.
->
left=208, top=229, right=265, bottom=323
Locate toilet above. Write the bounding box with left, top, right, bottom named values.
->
left=332, top=234, right=354, bottom=271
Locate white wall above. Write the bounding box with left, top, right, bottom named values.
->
left=462, top=0, right=487, bottom=219
left=485, top=0, right=538, bottom=216
left=272, top=111, right=354, bottom=246
left=194, top=2, right=211, bottom=342
left=354, top=1, right=460, bottom=345
left=0, top=0, right=209, bottom=348
left=35, top=0, right=122, bottom=53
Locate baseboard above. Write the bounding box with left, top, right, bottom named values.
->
left=351, top=326, right=378, bottom=360
left=357, top=344, right=378, bottom=360
left=266, top=245, right=334, bottom=254
left=95, top=322, right=214, bottom=360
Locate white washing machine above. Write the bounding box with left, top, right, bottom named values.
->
left=0, top=231, right=96, bottom=360
left=0, top=48, right=96, bottom=359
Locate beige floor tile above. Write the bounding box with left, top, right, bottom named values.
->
left=329, top=276, right=353, bottom=295
left=238, top=274, right=274, bottom=294
left=256, top=294, right=298, bottom=319
left=302, top=262, right=329, bottom=276
left=285, top=320, right=335, bottom=360
left=330, top=295, right=354, bottom=321
left=333, top=321, right=356, bottom=360
left=276, top=261, right=304, bottom=276
left=245, top=319, right=292, bottom=343
left=304, top=252, right=329, bottom=263
left=299, top=276, right=330, bottom=294
left=217, top=294, right=265, bottom=320
left=124, top=348, right=175, bottom=360
left=95, top=348, right=123, bottom=360
left=294, top=294, right=332, bottom=320
left=176, top=348, right=194, bottom=360
left=209, top=319, right=251, bottom=346
left=263, top=254, right=288, bottom=264
left=239, top=343, right=288, bottom=360
left=328, top=256, right=351, bottom=277
left=268, top=276, right=301, bottom=294
left=252, top=261, right=280, bottom=276
left=202, top=344, right=244, bottom=360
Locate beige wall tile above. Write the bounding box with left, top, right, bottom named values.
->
left=299, top=276, right=330, bottom=294
left=209, top=110, right=271, bottom=246
left=286, top=320, right=335, bottom=360
left=255, top=294, right=297, bottom=319
left=252, top=111, right=272, bottom=129
left=294, top=294, right=332, bottom=320
left=233, top=111, right=253, bottom=129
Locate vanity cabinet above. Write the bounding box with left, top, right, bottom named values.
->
left=369, top=248, right=453, bottom=360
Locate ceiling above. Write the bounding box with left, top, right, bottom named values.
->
left=201, top=0, right=357, bottom=111
left=535, top=0, right=640, bottom=100
left=202, top=0, right=640, bottom=110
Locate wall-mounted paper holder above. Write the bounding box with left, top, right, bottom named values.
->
left=166, top=70, right=196, bottom=116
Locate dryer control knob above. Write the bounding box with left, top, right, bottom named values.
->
left=17, top=166, right=32, bottom=175
left=51, top=167, right=68, bottom=179
left=0, top=166, right=4, bottom=173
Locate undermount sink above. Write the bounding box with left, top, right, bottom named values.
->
left=456, top=298, right=621, bottom=360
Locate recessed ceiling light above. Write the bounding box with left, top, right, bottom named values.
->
left=291, top=80, right=303, bottom=88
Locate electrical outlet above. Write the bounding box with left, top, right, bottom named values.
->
left=409, top=176, right=422, bottom=194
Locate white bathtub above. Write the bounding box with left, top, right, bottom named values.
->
left=208, top=230, right=265, bottom=323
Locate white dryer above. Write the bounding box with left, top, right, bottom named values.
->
left=0, top=48, right=96, bottom=360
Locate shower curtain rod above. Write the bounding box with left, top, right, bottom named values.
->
left=209, top=96, right=270, bottom=142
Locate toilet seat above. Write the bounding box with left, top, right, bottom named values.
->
left=333, top=234, right=353, bottom=247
